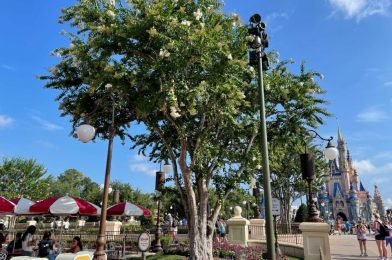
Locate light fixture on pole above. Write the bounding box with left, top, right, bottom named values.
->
left=153, top=161, right=171, bottom=252
left=247, top=13, right=274, bottom=260
left=300, top=130, right=338, bottom=222
left=76, top=95, right=116, bottom=260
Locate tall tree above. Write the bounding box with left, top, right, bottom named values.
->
left=41, top=1, right=331, bottom=258
left=0, top=157, right=51, bottom=200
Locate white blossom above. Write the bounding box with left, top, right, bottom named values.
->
left=170, top=106, right=181, bottom=119
left=245, top=35, right=255, bottom=43
left=107, top=10, right=115, bottom=18
left=159, top=48, right=170, bottom=58
left=69, top=43, right=75, bottom=49
left=298, top=82, right=304, bottom=87
left=181, top=20, right=191, bottom=26
left=227, top=53, right=233, bottom=60
left=200, top=22, right=205, bottom=28
left=249, top=66, right=255, bottom=73
left=265, top=84, right=270, bottom=90
left=105, top=83, right=113, bottom=89
left=194, top=9, right=202, bottom=21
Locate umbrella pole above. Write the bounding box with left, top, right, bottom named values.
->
left=59, top=217, right=64, bottom=254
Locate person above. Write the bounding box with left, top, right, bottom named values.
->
left=38, top=231, right=55, bottom=260
left=165, top=213, right=173, bottom=239
left=21, top=225, right=36, bottom=256
left=50, top=220, right=58, bottom=233
left=356, top=219, right=368, bottom=257
left=345, top=221, right=351, bottom=235
left=6, top=232, right=23, bottom=255
left=384, top=218, right=392, bottom=257
left=374, top=213, right=388, bottom=260
left=63, top=219, right=70, bottom=231
left=171, top=216, right=178, bottom=242
left=217, top=218, right=227, bottom=243
left=0, top=224, right=7, bottom=250
left=336, top=217, right=342, bottom=235
left=69, top=236, right=83, bottom=253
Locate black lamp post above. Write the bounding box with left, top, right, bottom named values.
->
left=76, top=91, right=116, bottom=260
left=153, top=170, right=165, bottom=252
left=300, top=130, right=338, bottom=222
left=153, top=162, right=171, bottom=252
left=247, top=13, right=274, bottom=260
left=252, top=181, right=261, bottom=218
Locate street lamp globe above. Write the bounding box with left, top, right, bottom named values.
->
left=162, top=163, right=171, bottom=174
left=323, top=141, right=338, bottom=160
left=242, top=200, right=247, bottom=206
left=76, top=124, right=95, bottom=143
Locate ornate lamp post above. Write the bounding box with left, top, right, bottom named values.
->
left=247, top=13, right=274, bottom=260
left=153, top=162, right=171, bottom=252
left=300, top=130, right=338, bottom=222
left=76, top=95, right=115, bottom=260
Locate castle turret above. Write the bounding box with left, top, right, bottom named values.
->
left=373, top=185, right=385, bottom=217
left=337, top=128, right=350, bottom=194
left=348, top=183, right=359, bottom=221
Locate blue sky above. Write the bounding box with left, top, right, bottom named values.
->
left=1, top=0, right=392, bottom=206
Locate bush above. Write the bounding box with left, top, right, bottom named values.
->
left=294, top=204, right=308, bottom=223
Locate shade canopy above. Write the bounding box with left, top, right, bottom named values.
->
left=0, top=196, right=16, bottom=214
left=107, top=202, right=151, bottom=216
left=30, top=195, right=100, bottom=215
left=10, top=198, right=36, bottom=215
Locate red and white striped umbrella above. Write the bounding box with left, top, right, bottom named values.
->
left=0, top=196, right=15, bottom=214
left=107, top=202, right=151, bottom=216
left=10, top=197, right=36, bottom=215
left=29, top=195, right=100, bottom=215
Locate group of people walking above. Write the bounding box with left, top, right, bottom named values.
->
left=4, top=225, right=83, bottom=260
left=354, top=213, right=392, bottom=259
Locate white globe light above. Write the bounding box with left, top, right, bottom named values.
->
left=323, top=141, right=338, bottom=160
left=162, top=163, right=171, bottom=174
left=76, top=124, right=95, bottom=143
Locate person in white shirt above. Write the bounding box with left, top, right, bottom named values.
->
left=63, top=219, right=70, bottom=231
left=22, top=225, right=36, bottom=256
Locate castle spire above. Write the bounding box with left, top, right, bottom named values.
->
left=338, top=127, right=344, bottom=143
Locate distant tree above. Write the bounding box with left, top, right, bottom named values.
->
left=294, top=203, right=308, bottom=222
left=51, top=169, right=91, bottom=197
left=0, top=157, right=51, bottom=200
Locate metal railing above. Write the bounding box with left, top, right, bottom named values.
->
left=248, top=222, right=303, bottom=245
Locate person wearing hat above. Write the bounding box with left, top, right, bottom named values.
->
left=374, top=213, right=388, bottom=260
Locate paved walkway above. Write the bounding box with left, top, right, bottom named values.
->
left=330, top=233, right=392, bottom=259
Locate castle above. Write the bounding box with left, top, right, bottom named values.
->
left=317, top=128, right=385, bottom=223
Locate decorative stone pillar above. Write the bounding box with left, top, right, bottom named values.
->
left=249, top=218, right=265, bottom=240
left=299, top=222, right=331, bottom=260
left=106, top=220, right=122, bottom=233
left=226, top=206, right=250, bottom=246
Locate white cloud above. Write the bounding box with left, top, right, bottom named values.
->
left=35, top=140, right=57, bottom=149
left=0, top=114, right=14, bottom=128
left=1, top=64, right=15, bottom=70
left=353, top=160, right=376, bottom=174
left=356, top=107, right=388, bottom=122
left=265, top=12, right=290, bottom=32
left=354, top=160, right=392, bottom=175
left=133, top=154, right=147, bottom=162
left=384, top=198, right=392, bottom=208
left=384, top=81, right=392, bottom=86
left=328, top=0, right=391, bottom=21
left=129, top=163, right=156, bottom=177
left=31, top=116, right=63, bottom=130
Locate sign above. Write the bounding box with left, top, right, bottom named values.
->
left=138, top=232, right=151, bottom=252
left=272, top=198, right=281, bottom=216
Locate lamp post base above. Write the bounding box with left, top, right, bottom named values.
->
left=93, top=250, right=107, bottom=260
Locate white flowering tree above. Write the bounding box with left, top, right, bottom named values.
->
left=41, top=0, right=330, bottom=258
